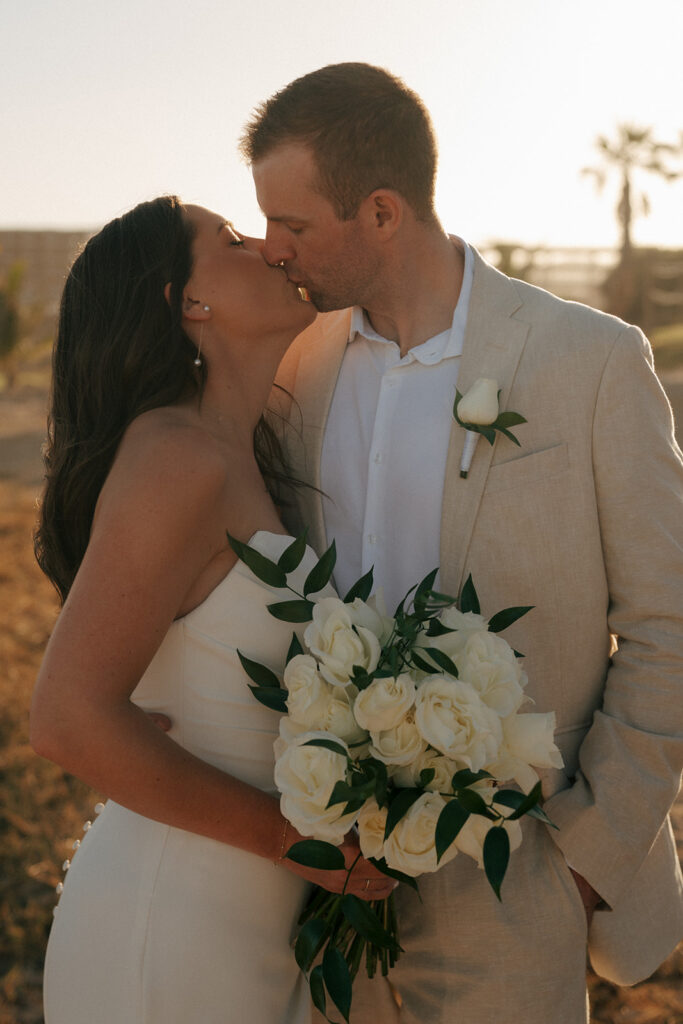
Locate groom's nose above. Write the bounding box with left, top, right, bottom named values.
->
left=262, top=224, right=296, bottom=268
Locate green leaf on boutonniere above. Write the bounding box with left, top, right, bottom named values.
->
left=487, top=605, right=534, bottom=633
left=343, top=566, right=374, bottom=603
left=295, top=917, right=329, bottom=972
left=285, top=839, right=346, bottom=870
left=247, top=686, right=287, bottom=712
left=341, top=894, right=402, bottom=951
left=459, top=574, right=480, bottom=615
left=277, top=530, right=309, bottom=573
left=322, top=944, right=352, bottom=1024
left=304, top=540, right=337, bottom=596
left=286, top=632, right=304, bottom=662
left=303, top=737, right=349, bottom=759
left=236, top=650, right=281, bottom=689
left=384, top=788, right=424, bottom=840
left=435, top=798, right=470, bottom=863
left=483, top=826, right=510, bottom=900
left=267, top=599, right=314, bottom=622
left=227, top=533, right=287, bottom=588
left=496, top=411, right=527, bottom=428
left=478, top=425, right=497, bottom=446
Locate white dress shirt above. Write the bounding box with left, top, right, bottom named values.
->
left=320, top=240, right=474, bottom=611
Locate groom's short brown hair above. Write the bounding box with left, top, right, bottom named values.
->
left=239, top=63, right=438, bottom=223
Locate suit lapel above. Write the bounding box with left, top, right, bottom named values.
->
left=286, top=310, right=351, bottom=555
left=440, top=249, right=530, bottom=597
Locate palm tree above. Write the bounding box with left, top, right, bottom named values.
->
left=583, top=124, right=683, bottom=263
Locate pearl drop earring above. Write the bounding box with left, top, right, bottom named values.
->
left=194, top=305, right=211, bottom=367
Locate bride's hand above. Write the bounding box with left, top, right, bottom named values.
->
left=282, top=829, right=397, bottom=902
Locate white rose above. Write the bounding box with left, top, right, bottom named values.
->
left=357, top=798, right=388, bottom=860
left=353, top=673, right=416, bottom=732
left=274, top=730, right=355, bottom=844
left=457, top=378, right=499, bottom=425
left=488, top=711, right=564, bottom=790
left=384, top=791, right=458, bottom=876
left=318, top=686, right=369, bottom=748
left=415, top=609, right=489, bottom=666
left=348, top=596, right=394, bottom=645
left=391, top=749, right=460, bottom=791
left=304, top=597, right=381, bottom=687
left=414, top=676, right=503, bottom=770
left=273, top=716, right=309, bottom=761
left=284, top=655, right=333, bottom=727
left=455, top=630, right=527, bottom=718
left=369, top=708, right=428, bottom=766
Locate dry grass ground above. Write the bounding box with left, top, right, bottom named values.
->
left=0, top=370, right=682, bottom=1023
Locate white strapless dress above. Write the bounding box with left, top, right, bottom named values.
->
left=43, top=532, right=315, bottom=1024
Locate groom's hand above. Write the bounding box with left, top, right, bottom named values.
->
left=569, top=868, right=602, bottom=927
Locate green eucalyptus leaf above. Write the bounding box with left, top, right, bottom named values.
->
left=248, top=686, right=287, bottom=713
left=491, top=788, right=527, bottom=812
left=278, top=531, right=309, bottom=573
left=286, top=632, right=304, bottom=662
left=487, top=605, right=534, bottom=633
left=370, top=857, right=420, bottom=893
left=451, top=768, right=492, bottom=789
left=507, top=780, right=544, bottom=820
left=527, top=804, right=559, bottom=829
left=425, top=619, right=456, bottom=637
left=303, top=737, right=349, bottom=759
left=455, top=788, right=497, bottom=820
left=266, top=599, right=314, bottom=622
left=419, top=768, right=436, bottom=789
left=384, top=788, right=424, bottom=840
left=410, top=650, right=439, bottom=675
left=237, top=650, right=281, bottom=689
left=414, top=568, right=439, bottom=609
left=343, top=567, right=375, bottom=603
left=322, top=944, right=352, bottom=1024
left=435, top=799, right=470, bottom=863
left=304, top=540, right=337, bottom=597
left=309, top=965, right=327, bottom=1017
left=341, top=894, right=401, bottom=951
left=422, top=647, right=459, bottom=678
left=227, top=533, right=287, bottom=587
left=285, top=840, right=346, bottom=871
left=459, top=575, right=480, bottom=615
left=483, top=826, right=510, bottom=901
left=295, top=916, right=328, bottom=972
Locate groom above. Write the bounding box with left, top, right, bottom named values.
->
left=240, top=64, right=683, bottom=1024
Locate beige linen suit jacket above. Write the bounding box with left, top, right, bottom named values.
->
left=273, top=247, right=683, bottom=987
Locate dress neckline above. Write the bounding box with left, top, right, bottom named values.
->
left=175, top=530, right=296, bottom=623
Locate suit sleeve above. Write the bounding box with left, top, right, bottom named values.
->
left=544, top=325, right=683, bottom=909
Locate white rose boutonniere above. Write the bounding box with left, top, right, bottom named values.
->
left=454, top=378, right=527, bottom=478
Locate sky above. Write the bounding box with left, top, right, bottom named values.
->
left=2, top=0, right=682, bottom=249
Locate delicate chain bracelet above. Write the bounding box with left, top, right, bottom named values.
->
left=274, top=818, right=289, bottom=865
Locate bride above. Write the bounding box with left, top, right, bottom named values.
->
left=30, top=196, right=394, bottom=1023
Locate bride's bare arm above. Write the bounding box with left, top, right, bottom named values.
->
left=30, top=420, right=393, bottom=899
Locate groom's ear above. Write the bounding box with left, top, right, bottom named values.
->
left=361, top=190, right=403, bottom=241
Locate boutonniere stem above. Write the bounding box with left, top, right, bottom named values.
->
left=454, top=378, right=527, bottom=478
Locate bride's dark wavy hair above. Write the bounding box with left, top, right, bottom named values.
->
left=35, top=195, right=294, bottom=604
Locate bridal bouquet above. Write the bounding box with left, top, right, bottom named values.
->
left=228, top=532, right=563, bottom=1023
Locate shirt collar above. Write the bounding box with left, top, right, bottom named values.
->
left=347, top=239, right=474, bottom=366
